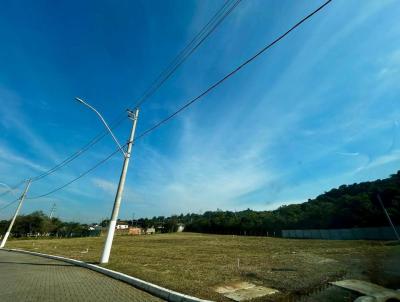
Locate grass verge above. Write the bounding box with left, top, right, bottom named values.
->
left=7, top=232, right=398, bottom=301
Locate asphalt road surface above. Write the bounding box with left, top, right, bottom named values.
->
left=0, top=249, right=163, bottom=302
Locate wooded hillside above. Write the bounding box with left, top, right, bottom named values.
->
left=180, top=171, right=400, bottom=235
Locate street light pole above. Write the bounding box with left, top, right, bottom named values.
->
left=100, top=108, right=139, bottom=264
left=75, top=97, right=140, bottom=264
left=0, top=179, right=32, bottom=248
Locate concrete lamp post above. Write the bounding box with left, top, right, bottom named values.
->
left=75, top=97, right=139, bottom=264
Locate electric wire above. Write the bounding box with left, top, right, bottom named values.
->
left=0, top=180, right=25, bottom=198
left=25, top=0, right=332, bottom=200
left=29, top=119, right=126, bottom=182
left=23, top=0, right=240, bottom=184
left=135, top=0, right=333, bottom=139
left=0, top=198, right=20, bottom=212
left=135, top=0, right=241, bottom=107
left=27, top=145, right=125, bottom=200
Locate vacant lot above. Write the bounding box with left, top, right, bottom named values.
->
left=7, top=233, right=399, bottom=301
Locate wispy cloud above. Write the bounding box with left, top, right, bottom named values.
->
left=356, top=151, right=400, bottom=172
left=336, top=152, right=361, bottom=156
left=0, top=144, right=47, bottom=172
left=377, top=49, right=400, bottom=81
left=0, top=86, right=59, bottom=164
left=92, top=178, right=117, bottom=195
left=128, top=112, right=277, bottom=215
left=120, top=1, right=400, bottom=217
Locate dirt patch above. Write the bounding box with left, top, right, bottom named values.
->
left=216, top=282, right=279, bottom=301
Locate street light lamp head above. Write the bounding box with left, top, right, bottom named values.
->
left=75, top=97, right=85, bottom=104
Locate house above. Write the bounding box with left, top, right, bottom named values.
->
left=116, top=223, right=129, bottom=230
left=128, top=227, right=142, bottom=235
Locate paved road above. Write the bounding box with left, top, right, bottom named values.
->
left=0, top=250, right=163, bottom=302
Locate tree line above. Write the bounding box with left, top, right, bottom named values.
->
left=140, top=171, right=400, bottom=236
left=0, top=211, right=97, bottom=238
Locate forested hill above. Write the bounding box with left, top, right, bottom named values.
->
left=179, top=171, right=400, bottom=235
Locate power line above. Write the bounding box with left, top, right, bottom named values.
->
left=21, top=0, right=240, bottom=185
left=29, top=119, right=126, bottom=182
left=25, top=0, right=332, bottom=200
left=3, top=1, right=244, bottom=200
left=135, top=0, right=241, bottom=107
left=0, top=180, right=25, bottom=198
left=136, top=0, right=333, bottom=138
left=27, top=145, right=125, bottom=200
left=0, top=198, right=20, bottom=212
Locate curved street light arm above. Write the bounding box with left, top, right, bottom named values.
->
left=75, top=97, right=127, bottom=158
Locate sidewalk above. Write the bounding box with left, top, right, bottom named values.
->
left=0, top=250, right=163, bottom=302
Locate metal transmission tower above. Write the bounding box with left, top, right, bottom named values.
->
left=0, top=179, right=32, bottom=248
left=75, top=97, right=139, bottom=264
left=49, top=203, right=56, bottom=219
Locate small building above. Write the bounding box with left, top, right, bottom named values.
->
left=88, top=225, right=102, bottom=231
left=146, top=227, right=156, bottom=235
left=116, top=224, right=129, bottom=230
left=177, top=224, right=185, bottom=232
left=128, top=227, right=142, bottom=235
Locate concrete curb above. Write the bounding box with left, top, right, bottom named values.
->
left=2, top=248, right=213, bottom=302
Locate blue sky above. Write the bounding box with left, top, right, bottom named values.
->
left=0, top=0, right=399, bottom=223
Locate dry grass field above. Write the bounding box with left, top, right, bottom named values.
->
left=7, top=233, right=399, bottom=301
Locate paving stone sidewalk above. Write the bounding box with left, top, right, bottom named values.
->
left=0, top=249, right=163, bottom=302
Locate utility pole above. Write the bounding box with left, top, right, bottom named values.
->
left=0, top=179, right=32, bottom=248
left=100, top=108, right=139, bottom=264
left=377, top=194, right=400, bottom=241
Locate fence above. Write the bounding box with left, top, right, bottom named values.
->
left=281, top=226, right=400, bottom=240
